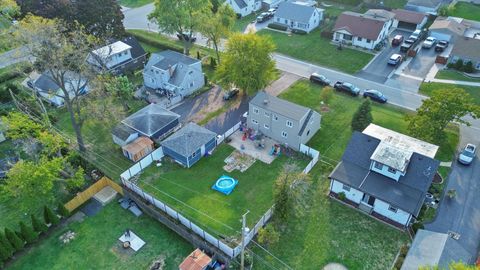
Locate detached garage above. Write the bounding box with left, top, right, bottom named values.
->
left=392, top=9, right=428, bottom=31
left=429, top=17, right=467, bottom=42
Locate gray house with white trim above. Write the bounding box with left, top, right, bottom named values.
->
left=247, top=91, right=321, bottom=151
left=273, top=2, right=323, bottom=33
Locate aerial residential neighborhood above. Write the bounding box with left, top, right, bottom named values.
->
left=0, top=0, right=479, bottom=269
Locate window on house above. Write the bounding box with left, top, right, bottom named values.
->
left=358, top=37, right=363, bottom=41
left=343, top=34, right=353, bottom=41
left=273, top=114, right=278, bottom=121
left=192, top=151, right=197, bottom=158
left=253, top=108, right=259, bottom=114
left=387, top=166, right=396, bottom=174
left=252, top=119, right=258, bottom=124
left=366, top=39, right=371, bottom=43
left=306, top=130, right=310, bottom=136
left=264, top=124, right=269, bottom=129
left=281, top=131, right=287, bottom=138
left=374, top=162, right=383, bottom=170
left=286, top=120, right=293, bottom=128
left=388, top=206, right=398, bottom=213
left=342, top=184, right=350, bottom=192
left=277, top=18, right=280, bottom=22
left=284, top=19, right=288, bottom=24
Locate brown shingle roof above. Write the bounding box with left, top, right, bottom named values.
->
left=451, top=37, right=480, bottom=60
left=179, top=249, right=212, bottom=270
left=392, top=9, right=427, bottom=24
left=429, top=17, right=467, bottom=36
left=333, top=11, right=387, bottom=40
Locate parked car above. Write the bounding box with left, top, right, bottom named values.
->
left=363, top=89, right=387, bottom=103
left=400, top=38, right=415, bottom=52
left=392, top=35, right=404, bottom=46
left=334, top=81, right=360, bottom=96
left=422, top=37, right=437, bottom=49
left=458, top=144, right=477, bottom=165
left=268, top=8, right=276, bottom=15
left=223, top=88, right=240, bottom=100
left=388, top=54, right=403, bottom=66
left=309, top=73, right=331, bottom=86
left=409, top=29, right=427, bottom=42
left=435, top=40, right=449, bottom=52
left=256, top=12, right=270, bottom=23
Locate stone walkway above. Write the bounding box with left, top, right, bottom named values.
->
left=265, top=72, right=301, bottom=97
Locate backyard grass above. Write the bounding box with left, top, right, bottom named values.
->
left=435, top=69, right=480, bottom=83
left=138, top=144, right=310, bottom=240
left=118, top=0, right=153, bottom=8
left=419, top=82, right=480, bottom=106
left=257, top=29, right=374, bottom=74
left=7, top=203, right=193, bottom=270
left=449, top=2, right=480, bottom=21
left=233, top=14, right=256, bottom=33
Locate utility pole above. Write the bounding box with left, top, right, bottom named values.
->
left=240, top=210, right=249, bottom=270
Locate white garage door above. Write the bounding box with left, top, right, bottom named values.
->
left=430, top=31, right=452, bottom=41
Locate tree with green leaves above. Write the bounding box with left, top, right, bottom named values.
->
left=0, top=232, right=13, bottom=259
left=216, top=33, right=276, bottom=95
left=1, top=111, right=42, bottom=140
left=4, top=228, right=24, bottom=251
left=104, top=76, right=135, bottom=112
left=0, top=0, right=20, bottom=20
left=74, top=0, right=125, bottom=40
left=351, top=100, right=373, bottom=131
left=44, top=205, right=59, bottom=226
left=199, top=4, right=236, bottom=64
left=257, top=224, right=279, bottom=246
left=31, top=214, right=48, bottom=234
left=407, top=88, right=480, bottom=143
left=19, top=221, right=37, bottom=244
left=148, top=0, right=212, bottom=55
left=57, top=203, right=71, bottom=218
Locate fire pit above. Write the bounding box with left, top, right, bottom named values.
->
left=123, top=241, right=131, bottom=249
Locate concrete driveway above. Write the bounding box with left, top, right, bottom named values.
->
left=403, top=45, right=439, bottom=78
left=357, top=30, right=412, bottom=83
left=425, top=123, right=480, bottom=261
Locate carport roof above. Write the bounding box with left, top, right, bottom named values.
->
left=392, top=9, right=427, bottom=24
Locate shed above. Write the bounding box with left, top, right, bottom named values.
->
left=112, top=124, right=139, bottom=146
left=161, top=123, right=217, bottom=168
left=122, top=137, right=155, bottom=162
left=179, top=249, right=212, bottom=270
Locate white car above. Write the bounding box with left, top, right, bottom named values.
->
left=422, top=37, right=437, bottom=49
left=458, top=144, right=476, bottom=165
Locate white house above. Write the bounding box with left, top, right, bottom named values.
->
left=273, top=1, right=323, bottom=33
left=143, top=50, right=205, bottom=102
left=30, top=72, right=89, bottom=107
left=333, top=11, right=391, bottom=50
left=329, top=124, right=440, bottom=228
left=226, top=0, right=261, bottom=17
left=87, top=37, right=147, bottom=74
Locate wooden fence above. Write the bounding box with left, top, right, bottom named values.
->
left=64, top=177, right=123, bottom=212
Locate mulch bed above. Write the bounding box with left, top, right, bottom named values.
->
left=432, top=172, right=443, bottom=184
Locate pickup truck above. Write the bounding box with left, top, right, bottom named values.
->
left=334, top=81, right=360, bottom=96
left=400, top=38, right=415, bottom=52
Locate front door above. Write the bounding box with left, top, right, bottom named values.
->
left=362, top=194, right=376, bottom=206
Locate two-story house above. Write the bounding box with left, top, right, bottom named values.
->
left=143, top=50, right=205, bottom=103
left=273, top=1, right=323, bottom=33
left=247, top=91, right=321, bottom=151
left=226, top=0, right=261, bottom=17
left=329, top=124, right=440, bottom=228
left=333, top=11, right=391, bottom=50
left=87, top=37, right=147, bottom=75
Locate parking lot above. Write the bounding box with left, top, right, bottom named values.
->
left=357, top=30, right=412, bottom=83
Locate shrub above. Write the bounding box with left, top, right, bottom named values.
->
left=57, top=203, right=71, bottom=218
left=463, top=61, right=474, bottom=73
left=320, top=87, right=333, bottom=105
left=210, top=57, right=217, bottom=69
left=446, top=62, right=455, bottom=69
left=321, top=30, right=333, bottom=39
left=4, top=228, right=24, bottom=251
left=351, top=100, right=373, bottom=131
left=19, top=221, right=37, bottom=244
left=31, top=214, right=48, bottom=234
left=393, top=256, right=404, bottom=270
left=196, top=51, right=201, bottom=60
left=44, top=205, right=59, bottom=226
left=0, top=232, right=13, bottom=259
left=454, top=59, right=464, bottom=71
left=412, top=222, right=424, bottom=234
left=337, top=192, right=346, bottom=201
left=292, top=29, right=307, bottom=35
left=257, top=224, right=279, bottom=246
left=267, top=23, right=288, bottom=31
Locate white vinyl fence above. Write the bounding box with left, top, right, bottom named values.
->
left=299, top=144, right=320, bottom=174
left=216, top=121, right=242, bottom=145
left=120, top=147, right=164, bottom=181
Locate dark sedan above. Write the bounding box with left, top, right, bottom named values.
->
left=363, top=89, right=387, bottom=103
left=309, top=73, right=331, bottom=86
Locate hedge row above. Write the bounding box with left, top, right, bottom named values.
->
left=267, top=23, right=288, bottom=31
left=128, top=31, right=183, bottom=54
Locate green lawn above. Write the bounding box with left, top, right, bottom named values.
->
left=435, top=69, right=480, bottom=83
left=450, top=2, right=480, bottom=21
left=257, top=29, right=374, bottom=74
left=139, top=144, right=309, bottom=240
left=233, top=14, right=256, bottom=33
left=118, top=0, right=153, bottom=8
left=247, top=80, right=458, bottom=269
left=419, top=82, right=480, bottom=106
left=7, top=203, right=193, bottom=270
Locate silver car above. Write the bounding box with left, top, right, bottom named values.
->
left=458, top=144, right=476, bottom=165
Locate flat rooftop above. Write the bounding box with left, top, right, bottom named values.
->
left=370, top=142, right=412, bottom=172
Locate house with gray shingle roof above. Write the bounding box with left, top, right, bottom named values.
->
left=329, top=124, right=440, bottom=228
left=225, top=0, right=261, bottom=17
left=273, top=1, right=323, bottom=33
left=143, top=50, right=205, bottom=101
left=247, top=91, right=321, bottom=151
left=161, top=123, right=217, bottom=168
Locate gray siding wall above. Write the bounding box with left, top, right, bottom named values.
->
left=300, top=111, right=321, bottom=144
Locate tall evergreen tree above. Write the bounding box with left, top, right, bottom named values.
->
left=19, top=221, right=37, bottom=244
left=4, top=228, right=24, bottom=251
left=351, top=100, right=373, bottom=132
left=44, top=205, right=59, bottom=226
left=57, top=203, right=70, bottom=218
left=31, top=214, right=48, bottom=234
left=0, top=232, right=13, bottom=259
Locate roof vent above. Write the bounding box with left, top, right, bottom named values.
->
left=263, top=99, right=269, bottom=104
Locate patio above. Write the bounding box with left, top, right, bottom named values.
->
left=227, top=130, right=279, bottom=164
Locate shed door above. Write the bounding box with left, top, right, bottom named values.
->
left=201, top=145, right=206, bottom=156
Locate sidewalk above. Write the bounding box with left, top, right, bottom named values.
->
left=430, top=78, right=480, bottom=87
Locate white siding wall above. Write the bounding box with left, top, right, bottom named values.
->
left=373, top=199, right=411, bottom=226
left=330, top=180, right=364, bottom=204
left=334, top=21, right=389, bottom=49
left=370, top=161, right=403, bottom=181
left=106, top=50, right=132, bottom=69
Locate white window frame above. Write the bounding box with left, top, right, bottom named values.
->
left=374, top=162, right=383, bottom=170
left=281, top=131, right=287, bottom=138
left=286, top=120, right=293, bottom=128
left=388, top=205, right=398, bottom=213
left=264, top=111, right=270, bottom=117
left=273, top=114, right=278, bottom=121
left=387, top=166, right=396, bottom=174
left=252, top=119, right=258, bottom=124
left=342, top=184, right=350, bottom=192
left=253, top=107, right=259, bottom=114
